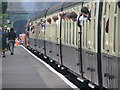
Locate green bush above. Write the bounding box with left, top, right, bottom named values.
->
left=2, top=2, right=8, bottom=14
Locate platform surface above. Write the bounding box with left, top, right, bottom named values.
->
left=2, top=46, right=76, bottom=89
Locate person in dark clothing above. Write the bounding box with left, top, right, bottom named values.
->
left=8, top=28, right=17, bottom=55
left=2, top=32, right=7, bottom=57
left=69, top=7, right=90, bottom=26
left=3, top=25, right=9, bottom=38
left=77, top=7, right=90, bottom=27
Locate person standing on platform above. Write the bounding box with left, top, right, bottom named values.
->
left=2, top=31, right=7, bottom=57
left=3, top=25, right=9, bottom=37
left=8, top=28, right=17, bottom=55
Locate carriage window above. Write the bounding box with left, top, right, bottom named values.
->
left=69, top=21, right=71, bottom=44
left=103, top=18, right=106, bottom=49
left=64, top=20, right=66, bottom=43
left=83, top=21, right=85, bottom=47
left=89, top=21, right=91, bottom=29
left=104, top=2, right=107, bottom=15
left=72, top=22, right=75, bottom=45
left=76, top=24, right=78, bottom=46
left=94, top=19, right=96, bottom=49
left=113, top=17, right=117, bottom=52
left=66, top=20, right=68, bottom=43
left=94, top=3, right=97, bottom=16
left=86, top=20, right=88, bottom=47
left=114, top=3, right=117, bottom=14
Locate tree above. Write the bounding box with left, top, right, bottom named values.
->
left=2, top=2, right=8, bottom=14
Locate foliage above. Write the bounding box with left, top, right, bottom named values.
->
left=2, top=13, right=12, bottom=28
left=2, top=2, right=8, bottom=14
left=2, top=13, right=8, bottom=24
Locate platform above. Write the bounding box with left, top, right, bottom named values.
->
left=2, top=45, right=78, bottom=89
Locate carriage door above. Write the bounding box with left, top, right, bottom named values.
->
left=101, top=2, right=119, bottom=89
left=118, top=2, right=120, bottom=90
left=81, top=2, right=99, bottom=85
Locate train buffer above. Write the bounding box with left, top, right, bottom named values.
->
left=2, top=45, right=79, bottom=90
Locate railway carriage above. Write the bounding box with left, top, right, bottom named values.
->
left=27, top=1, right=120, bottom=89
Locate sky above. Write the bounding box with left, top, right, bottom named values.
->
left=7, top=2, right=59, bottom=13
left=1, top=0, right=87, bottom=2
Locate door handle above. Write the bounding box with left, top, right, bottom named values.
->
left=86, top=51, right=89, bottom=54
left=103, top=55, right=113, bottom=59
left=104, top=73, right=109, bottom=77
left=103, top=55, right=108, bottom=58
left=108, top=56, right=113, bottom=59
left=87, top=67, right=91, bottom=71
left=77, top=63, right=80, bottom=66
left=91, top=68, right=95, bottom=72
left=109, top=75, right=115, bottom=80
left=89, top=52, right=94, bottom=56
left=49, top=51, right=52, bottom=53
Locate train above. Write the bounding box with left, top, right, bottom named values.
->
left=26, top=1, right=120, bottom=89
